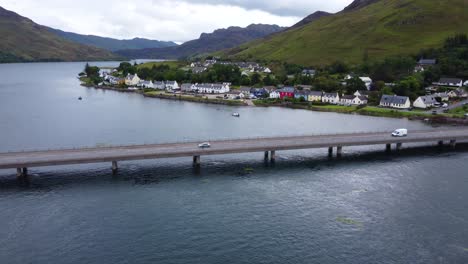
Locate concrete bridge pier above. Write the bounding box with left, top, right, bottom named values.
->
left=450, top=140, right=457, bottom=148
left=193, top=155, right=201, bottom=167
left=264, top=151, right=269, bottom=161
left=396, top=143, right=403, bottom=151
left=112, top=161, right=118, bottom=175
left=16, top=167, right=28, bottom=181
left=438, top=140, right=444, bottom=147
left=328, top=147, right=333, bottom=157
left=337, top=146, right=343, bottom=157
left=386, top=144, right=391, bottom=153
left=270, top=151, right=276, bottom=162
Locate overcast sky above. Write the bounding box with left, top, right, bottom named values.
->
left=0, top=0, right=353, bottom=43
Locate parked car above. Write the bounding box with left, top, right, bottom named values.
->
left=198, top=142, right=211, bottom=148
left=392, top=129, right=408, bottom=137
left=442, top=103, right=448, bottom=108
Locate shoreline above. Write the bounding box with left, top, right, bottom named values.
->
left=82, top=84, right=467, bottom=125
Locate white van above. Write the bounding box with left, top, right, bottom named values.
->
left=392, top=129, right=408, bottom=137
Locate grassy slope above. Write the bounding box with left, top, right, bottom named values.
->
left=225, top=0, right=468, bottom=65
left=137, top=61, right=186, bottom=70
left=0, top=7, right=118, bottom=62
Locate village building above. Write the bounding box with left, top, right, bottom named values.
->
left=322, top=93, right=340, bottom=104
left=352, top=95, right=368, bottom=105
left=435, top=78, right=463, bottom=87
left=302, top=69, right=316, bottom=77
left=227, top=90, right=245, bottom=100
left=154, top=81, right=166, bottom=90
left=294, top=90, right=310, bottom=101
left=415, top=59, right=436, bottom=72
left=181, top=83, right=192, bottom=92
left=269, top=89, right=280, bottom=99
left=278, top=87, right=295, bottom=99
left=413, top=95, right=438, bottom=109
left=125, top=74, right=140, bottom=86
left=380, top=95, right=411, bottom=109
left=433, top=92, right=449, bottom=102
left=359, top=77, right=373, bottom=90
left=192, top=67, right=208, bottom=74
left=340, top=95, right=355, bottom=105
left=252, top=88, right=268, bottom=98
left=308, top=91, right=323, bottom=102
left=354, top=90, right=370, bottom=98
left=165, top=81, right=180, bottom=91
left=192, top=83, right=230, bottom=94
left=137, top=80, right=154, bottom=89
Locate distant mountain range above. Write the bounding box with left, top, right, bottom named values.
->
left=221, top=0, right=468, bottom=65
left=48, top=28, right=178, bottom=51
left=0, top=6, right=119, bottom=63
left=115, top=24, right=286, bottom=59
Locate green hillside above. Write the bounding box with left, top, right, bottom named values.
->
left=223, top=0, right=468, bottom=65
left=0, top=6, right=119, bottom=63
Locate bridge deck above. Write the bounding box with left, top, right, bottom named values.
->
left=1, top=129, right=468, bottom=169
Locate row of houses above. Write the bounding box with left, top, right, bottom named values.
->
left=379, top=88, right=468, bottom=109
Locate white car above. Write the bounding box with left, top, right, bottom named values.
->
left=392, top=129, right=408, bottom=137
left=442, top=103, right=448, bottom=108
left=198, top=142, right=211, bottom=148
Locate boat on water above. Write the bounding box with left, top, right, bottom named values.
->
left=232, top=112, right=240, bottom=117
left=78, top=97, right=82, bottom=100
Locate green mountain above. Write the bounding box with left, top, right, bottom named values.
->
left=116, top=24, right=286, bottom=59
left=0, top=6, right=119, bottom=63
left=48, top=28, right=177, bottom=51
left=222, top=0, right=468, bottom=65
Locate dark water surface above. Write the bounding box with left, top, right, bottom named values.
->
left=0, top=62, right=467, bottom=263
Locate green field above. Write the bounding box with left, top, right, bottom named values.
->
left=223, top=0, right=468, bottom=65
left=137, top=61, right=186, bottom=70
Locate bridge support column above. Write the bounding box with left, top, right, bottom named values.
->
left=336, top=146, right=343, bottom=157
left=270, top=151, right=276, bottom=162
left=328, top=147, right=333, bottom=157
left=193, top=156, right=201, bottom=167
left=264, top=151, right=269, bottom=161
left=386, top=144, right=391, bottom=153
left=450, top=140, right=457, bottom=149
left=396, top=143, right=402, bottom=151
left=438, top=140, right=444, bottom=147
left=16, top=168, right=22, bottom=178
left=112, top=161, right=118, bottom=175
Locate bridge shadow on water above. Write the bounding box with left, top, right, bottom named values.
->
left=1, top=143, right=468, bottom=190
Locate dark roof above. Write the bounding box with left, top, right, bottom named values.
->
left=341, top=95, right=355, bottom=100
left=357, top=96, right=368, bottom=101
left=240, top=87, right=252, bottom=92
left=323, top=93, right=338, bottom=98
left=418, top=59, right=436, bottom=65
left=309, top=91, right=322, bottom=96
left=417, top=95, right=437, bottom=104
left=280, top=87, right=295, bottom=93
left=356, top=90, right=370, bottom=95
left=439, top=78, right=463, bottom=84
left=380, top=95, right=409, bottom=105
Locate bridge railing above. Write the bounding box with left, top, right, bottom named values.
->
left=1, top=128, right=463, bottom=154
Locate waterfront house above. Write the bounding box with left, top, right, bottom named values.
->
left=181, top=83, right=192, bottom=92
left=379, top=95, right=411, bottom=109
left=435, top=78, right=463, bottom=87
left=165, top=81, right=180, bottom=91
left=354, top=90, right=370, bottom=98
left=415, top=59, right=436, bottom=72
left=125, top=74, right=140, bottom=86
left=433, top=92, right=449, bottom=102
left=413, top=95, right=437, bottom=109
left=192, top=83, right=230, bottom=94
left=340, top=95, right=355, bottom=105
left=359, top=77, right=373, bottom=90
left=308, top=91, right=323, bottom=102
left=322, top=93, right=340, bottom=104
left=252, top=88, right=268, bottom=98
left=453, top=89, right=468, bottom=98
left=106, top=76, right=124, bottom=85
left=154, top=81, right=166, bottom=90
left=137, top=80, right=154, bottom=89
left=279, top=87, right=295, bottom=99
left=352, top=95, right=368, bottom=105
left=302, top=69, right=316, bottom=77
left=464, top=80, right=468, bottom=86
left=269, top=89, right=280, bottom=99
left=227, top=90, right=245, bottom=100
left=240, top=87, right=253, bottom=98
left=294, top=90, right=310, bottom=101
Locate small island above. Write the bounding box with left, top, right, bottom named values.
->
left=79, top=35, right=468, bottom=124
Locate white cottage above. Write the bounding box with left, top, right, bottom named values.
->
left=322, top=93, right=340, bottom=104
left=413, top=95, right=437, bottom=109
left=165, top=81, right=180, bottom=91
left=380, top=95, right=411, bottom=109
left=125, top=74, right=140, bottom=86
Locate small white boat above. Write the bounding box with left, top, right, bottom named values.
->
left=232, top=112, right=240, bottom=117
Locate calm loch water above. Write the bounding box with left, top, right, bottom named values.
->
left=0, top=62, right=467, bottom=263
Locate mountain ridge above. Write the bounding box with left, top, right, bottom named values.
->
left=0, top=6, right=119, bottom=63
left=48, top=28, right=178, bottom=51
left=115, top=24, right=286, bottom=59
